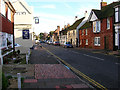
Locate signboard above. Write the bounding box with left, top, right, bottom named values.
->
left=34, top=17, right=39, bottom=24
left=23, top=30, right=29, bottom=39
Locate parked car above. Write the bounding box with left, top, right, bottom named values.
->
left=15, top=43, right=21, bottom=47
left=39, top=40, right=45, bottom=43
left=63, top=42, right=73, bottom=48
left=53, top=41, right=60, bottom=46
left=48, top=41, right=53, bottom=45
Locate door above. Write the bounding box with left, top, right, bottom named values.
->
left=71, top=39, right=72, bottom=44
left=104, top=36, right=109, bottom=50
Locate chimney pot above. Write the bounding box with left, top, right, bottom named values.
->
left=101, top=2, right=107, bottom=9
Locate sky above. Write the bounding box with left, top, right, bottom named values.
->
left=25, top=0, right=117, bottom=35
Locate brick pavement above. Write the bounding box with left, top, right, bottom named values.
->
left=35, top=64, right=76, bottom=79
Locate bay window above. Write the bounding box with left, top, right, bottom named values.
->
left=93, top=21, right=101, bottom=33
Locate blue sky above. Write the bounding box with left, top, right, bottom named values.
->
left=25, top=0, right=117, bottom=34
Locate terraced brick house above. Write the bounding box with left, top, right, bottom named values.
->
left=88, top=1, right=120, bottom=50
left=59, top=27, right=68, bottom=45
left=0, top=0, right=15, bottom=64
left=114, top=3, right=120, bottom=50
left=52, top=26, right=60, bottom=42
left=67, top=17, right=84, bottom=47
left=79, top=22, right=92, bottom=48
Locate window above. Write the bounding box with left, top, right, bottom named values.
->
left=1, top=32, right=7, bottom=47
left=85, top=39, right=88, bottom=45
left=1, top=0, right=5, bottom=16
left=115, top=7, right=120, bottom=23
left=85, top=29, right=88, bottom=35
left=94, top=37, right=100, bottom=46
left=80, top=40, right=82, bottom=45
left=107, top=18, right=110, bottom=29
left=8, top=8, right=11, bottom=21
left=93, top=21, right=101, bottom=33
left=82, top=30, right=84, bottom=35
left=73, top=31, right=75, bottom=36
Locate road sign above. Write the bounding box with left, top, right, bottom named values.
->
left=23, top=30, right=29, bottom=39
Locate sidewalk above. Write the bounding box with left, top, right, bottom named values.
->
left=23, top=45, right=91, bottom=88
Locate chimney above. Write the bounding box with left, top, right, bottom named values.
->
left=84, top=11, right=88, bottom=18
left=57, top=26, right=60, bottom=31
left=75, top=16, right=78, bottom=21
left=101, top=1, right=107, bottom=9
left=67, top=23, right=70, bottom=27
left=64, top=25, right=67, bottom=29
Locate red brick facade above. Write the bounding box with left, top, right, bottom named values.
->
left=1, top=15, right=14, bottom=34
left=0, top=0, right=15, bottom=34
left=79, top=16, right=114, bottom=50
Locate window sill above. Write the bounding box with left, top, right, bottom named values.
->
left=94, top=45, right=100, bottom=46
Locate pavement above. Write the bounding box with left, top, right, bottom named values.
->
left=22, top=44, right=92, bottom=89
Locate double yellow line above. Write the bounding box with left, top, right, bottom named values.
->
left=42, top=46, right=107, bottom=89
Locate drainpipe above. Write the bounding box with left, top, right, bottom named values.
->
left=13, top=13, right=15, bottom=54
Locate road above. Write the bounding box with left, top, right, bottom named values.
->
left=40, top=43, right=120, bottom=88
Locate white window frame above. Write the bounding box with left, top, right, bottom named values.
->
left=93, top=20, right=101, bottom=33
left=8, top=8, right=11, bottom=21
left=80, top=40, right=82, bottom=45
left=85, top=39, right=88, bottom=45
left=115, top=7, right=119, bottom=23
left=1, top=0, right=6, bottom=16
left=107, top=18, right=110, bottom=29
left=94, top=37, right=100, bottom=46
left=85, top=29, right=88, bottom=35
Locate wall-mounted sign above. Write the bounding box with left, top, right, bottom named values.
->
left=23, top=30, right=29, bottom=39
left=16, top=12, right=26, bottom=15
left=34, top=17, right=39, bottom=24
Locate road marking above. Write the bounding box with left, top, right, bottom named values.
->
left=42, top=46, right=107, bottom=89
left=83, top=54, right=104, bottom=61
left=70, top=51, right=104, bottom=61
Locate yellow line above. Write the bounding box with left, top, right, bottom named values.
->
left=42, top=46, right=107, bottom=89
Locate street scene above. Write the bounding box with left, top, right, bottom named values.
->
left=0, top=0, right=120, bottom=89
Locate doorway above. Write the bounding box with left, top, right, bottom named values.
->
left=104, top=36, right=109, bottom=50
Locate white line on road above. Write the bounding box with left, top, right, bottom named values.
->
left=83, top=54, right=104, bottom=61
left=70, top=50, right=104, bottom=61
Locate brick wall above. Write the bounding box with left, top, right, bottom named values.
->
left=1, top=14, right=14, bottom=34
left=79, top=16, right=114, bottom=50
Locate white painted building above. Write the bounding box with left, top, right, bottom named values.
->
left=12, top=0, right=34, bottom=54
left=114, top=4, right=120, bottom=50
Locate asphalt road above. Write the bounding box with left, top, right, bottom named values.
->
left=41, top=43, right=120, bottom=89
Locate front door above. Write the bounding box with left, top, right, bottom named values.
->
left=104, top=36, right=109, bottom=50
left=71, top=39, right=72, bottom=44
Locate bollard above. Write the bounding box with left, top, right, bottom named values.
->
left=17, top=73, right=21, bottom=90
left=26, top=54, right=28, bottom=64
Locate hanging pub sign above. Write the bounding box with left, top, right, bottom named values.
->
left=34, top=17, right=39, bottom=24
left=23, top=30, right=29, bottom=39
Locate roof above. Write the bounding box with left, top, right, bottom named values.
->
left=92, top=1, right=120, bottom=19
left=68, top=17, right=85, bottom=30
left=79, top=22, right=91, bottom=30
